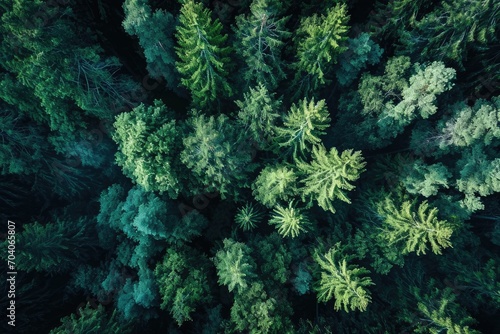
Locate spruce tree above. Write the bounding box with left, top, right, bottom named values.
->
left=233, top=0, right=291, bottom=90
left=274, top=98, right=331, bottom=157
left=292, top=3, right=350, bottom=94
left=175, top=0, right=232, bottom=107
left=314, top=245, right=374, bottom=312
left=268, top=202, right=311, bottom=238
left=252, top=165, right=298, bottom=208
left=295, top=144, right=366, bottom=213
left=377, top=198, right=454, bottom=255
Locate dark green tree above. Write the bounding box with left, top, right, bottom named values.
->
left=122, top=0, right=178, bottom=89
left=233, top=0, right=291, bottom=90
left=155, top=245, right=212, bottom=326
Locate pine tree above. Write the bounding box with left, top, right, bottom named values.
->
left=175, top=0, right=232, bottom=107
left=268, top=201, right=311, bottom=238
left=235, top=83, right=282, bottom=150
left=377, top=198, right=454, bottom=255
left=274, top=98, right=331, bottom=157
left=213, top=239, right=257, bottom=293
left=122, top=0, right=177, bottom=89
left=154, top=246, right=211, bottom=326
left=233, top=0, right=291, bottom=90
left=113, top=100, right=183, bottom=198
left=235, top=202, right=265, bottom=231
left=295, top=144, right=366, bottom=213
left=314, top=245, right=374, bottom=312
left=252, top=165, right=298, bottom=208
left=292, top=3, right=350, bottom=94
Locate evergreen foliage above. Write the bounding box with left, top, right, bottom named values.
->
left=268, top=201, right=311, bottom=238
left=314, top=245, right=374, bottom=312
left=252, top=164, right=298, bottom=208
left=234, top=0, right=291, bottom=90
left=175, top=0, right=232, bottom=107
left=295, top=145, right=366, bottom=213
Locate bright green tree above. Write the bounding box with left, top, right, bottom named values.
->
left=252, top=165, right=298, bottom=208
left=376, top=198, right=454, bottom=255
left=213, top=238, right=257, bottom=293
left=274, top=98, right=331, bottom=157
left=268, top=202, right=311, bottom=238
left=154, top=246, right=211, bottom=326
left=295, top=144, right=366, bottom=213
left=233, top=0, right=291, bottom=90
left=314, top=245, right=374, bottom=312
left=292, top=3, right=349, bottom=93
left=112, top=100, right=183, bottom=198
left=122, top=0, right=177, bottom=88
left=175, top=0, right=232, bottom=107
left=235, top=202, right=265, bottom=231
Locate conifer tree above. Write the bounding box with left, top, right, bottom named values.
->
left=181, top=113, right=257, bottom=199
left=252, top=165, right=298, bottom=208
left=376, top=198, right=454, bottom=255
left=175, top=0, right=232, bottom=107
left=268, top=201, right=311, bottom=238
left=122, top=0, right=177, bottom=89
left=292, top=3, right=350, bottom=94
left=154, top=246, right=211, bottom=326
left=235, top=83, right=282, bottom=150
left=336, top=33, right=384, bottom=87
left=113, top=100, right=183, bottom=198
left=49, top=304, right=130, bottom=334
left=235, top=202, right=265, bottom=231
left=314, top=245, right=374, bottom=312
left=11, top=218, right=99, bottom=274
left=213, top=239, right=257, bottom=293
left=295, top=145, right=366, bottom=213
left=274, top=98, right=331, bottom=157
left=233, top=0, right=291, bottom=90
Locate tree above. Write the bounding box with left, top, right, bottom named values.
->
left=175, top=0, right=232, bottom=107
left=49, top=304, right=131, bottom=334
left=376, top=198, right=454, bottom=255
left=252, top=165, right=298, bottom=208
left=233, top=0, right=291, bottom=90
left=235, top=83, right=282, bottom=150
left=437, top=97, right=500, bottom=150
left=8, top=218, right=99, bottom=274
left=400, top=0, right=499, bottom=69
left=213, top=239, right=257, bottom=293
left=181, top=113, right=257, bottom=199
left=230, top=282, right=293, bottom=333
left=295, top=145, right=366, bottom=213
left=122, top=0, right=178, bottom=89
left=0, top=0, right=137, bottom=133
left=235, top=202, right=265, bottom=231
left=273, top=98, right=331, bottom=157
left=335, top=33, right=384, bottom=87
left=268, top=201, right=311, bottom=238
left=112, top=100, right=183, bottom=198
left=154, top=246, right=211, bottom=326
left=314, top=245, right=374, bottom=312
left=292, top=3, right=349, bottom=94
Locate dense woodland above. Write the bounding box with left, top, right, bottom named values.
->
left=1, top=0, right=499, bottom=333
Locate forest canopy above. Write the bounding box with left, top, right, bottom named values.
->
left=0, top=0, right=499, bottom=333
